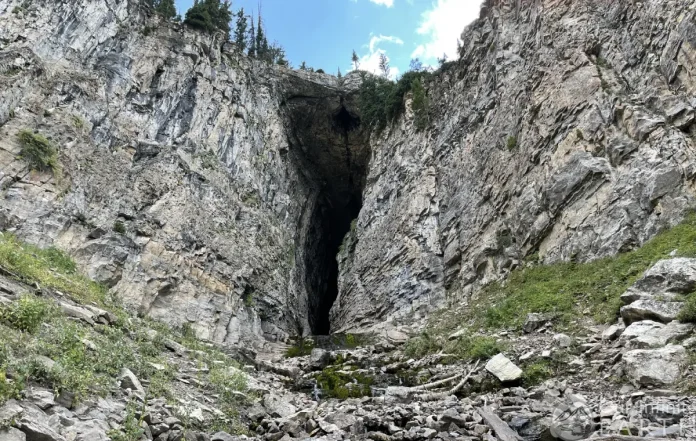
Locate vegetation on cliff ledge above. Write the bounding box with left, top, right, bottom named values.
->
left=409, top=214, right=696, bottom=357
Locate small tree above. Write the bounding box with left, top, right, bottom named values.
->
left=255, top=14, right=266, bottom=59
left=378, top=53, right=390, bottom=78
left=351, top=50, right=360, bottom=70
left=248, top=13, right=256, bottom=57
left=184, top=0, right=232, bottom=36
left=233, top=8, right=248, bottom=51
left=409, top=58, right=423, bottom=72
left=337, top=67, right=342, bottom=78
left=154, top=0, right=177, bottom=19
left=437, top=53, right=448, bottom=67
left=299, top=61, right=307, bottom=71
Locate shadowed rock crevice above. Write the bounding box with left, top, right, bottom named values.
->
left=283, top=82, right=368, bottom=335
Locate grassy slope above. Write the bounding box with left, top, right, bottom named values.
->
left=0, top=233, right=248, bottom=436
left=408, top=214, right=696, bottom=361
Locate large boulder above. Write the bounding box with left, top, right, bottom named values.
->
left=620, top=299, right=683, bottom=324
left=263, top=393, right=297, bottom=418
left=309, top=348, right=331, bottom=370
left=623, top=344, right=687, bottom=386
left=485, top=354, right=523, bottom=382
left=620, top=320, right=693, bottom=348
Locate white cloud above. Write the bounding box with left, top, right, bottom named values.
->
left=369, top=35, right=404, bottom=53
left=368, top=0, right=394, bottom=7
left=411, top=0, right=483, bottom=63
left=352, top=34, right=403, bottom=80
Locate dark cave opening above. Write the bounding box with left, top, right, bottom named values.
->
left=285, top=94, right=367, bottom=335
left=306, top=193, right=362, bottom=335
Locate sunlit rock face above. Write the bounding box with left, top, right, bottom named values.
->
left=2, top=0, right=696, bottom=343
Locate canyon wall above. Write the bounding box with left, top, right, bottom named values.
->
left=2, top=0, right=696, bottom=342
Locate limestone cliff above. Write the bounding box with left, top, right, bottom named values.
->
left=2, top=0, right=696, bottom=343
left=334, top=0, right=696, bottom=332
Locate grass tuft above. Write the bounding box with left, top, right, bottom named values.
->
left=16, top=130, right=58, bottom=173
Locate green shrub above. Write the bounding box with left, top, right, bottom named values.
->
left=0, top=296, right=52, bottom=334
left=506, top=136, right=517, bottom=150
left=410, top=76, right=429, bottom=131
left=678, top=294, right=696, bottom=323
left=404, top=332, right=441, bottom=358
left=315, top=365, right=372, bottom=399
left=522, top=361, right=554, bottom=386
left=16, top=130, right=58, bottom=173
left=108, top=400, right=145, bottom=441
left=358, top=70, right=431, bottom=132
left=113, top=221, right=126, bottom=234
left=448, top=335, right=504, bottom=361
left=285, top=339, right=314, bottom=358
left=71, top=115, right=84, bottom=129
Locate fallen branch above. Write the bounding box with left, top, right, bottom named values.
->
left=475, top=406, right=522, bottom=441
left=407, top=372, right=463, bottom=392
left=417, top=359, right=480, bottom=401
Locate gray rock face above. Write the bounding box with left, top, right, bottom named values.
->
left=623, top=344, right=687, bottom=386
left=332, top=0, right=696, bottom=332
left=3, top=0, right=696, bottom=341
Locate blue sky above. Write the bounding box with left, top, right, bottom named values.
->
left=174, top=0, right=483, bottom=78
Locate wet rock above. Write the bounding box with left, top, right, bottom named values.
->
left=485, top=354, right=523, bottom=382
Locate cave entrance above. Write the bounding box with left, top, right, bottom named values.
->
left=305, top=193, right=361, bottom=335
left=284, top=91, right=368, bottom=335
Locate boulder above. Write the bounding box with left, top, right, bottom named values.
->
left=623, top=344, right=687, bottom=386
left=16, top=405, right=66, bottom=441
left=0, top=428, right=26, bottom=441
left=119, top=368, right=145, bottom=395
left=309, top=348, right=331, bottom=370
left=522, top=313, right=549, bottom=333
left=25, top=388, right=55, bottom=410
left=263, top=393, right=297, bottom=418
left=211, top=432, right=238, bottom=441
left=620, top=320, right=693, bottom=348
left=620, top=299, right=683, bottom=324
left=485, top=354, right=523, bottom=382
left=323, top=412, right=357, bottom=431
left=602, top=323, right=624, bottom=340
left=553, top=333, right=572, bottom=348
left=386, top=329, right=409, bottom=345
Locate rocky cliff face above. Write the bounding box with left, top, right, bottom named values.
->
left=0, top=0, right=368, bottom=345
left=2, top=0, right=696, bottom=342
left=334, top=0, right=696, bottom=332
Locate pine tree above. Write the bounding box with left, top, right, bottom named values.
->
left=255, top=14, right=266, bottom=60
left=378, top=53, right=390, bottom=78
left=351, top=50, right=360, bottom=70
left=184, top=0, right=214, bottom=33
left=154, top=0, right=176, bottom=19
left=184, top=0, right=232, bottom=36
left=337, top=67, right=342, bottom=78
left=234, top=8, right=248, bottom=52
left=300, top=61, right=307, bottom=71
left=248, top=13, right=256, bottom=57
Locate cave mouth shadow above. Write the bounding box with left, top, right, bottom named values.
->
left=306, top=193, right=362, bottom=335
